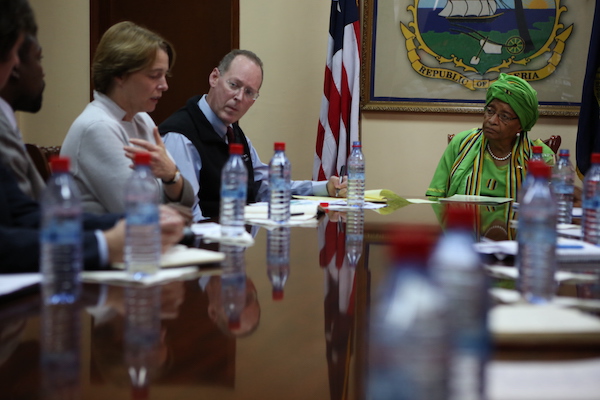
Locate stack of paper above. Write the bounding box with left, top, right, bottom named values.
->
left=81, top=266, right=206, bottom=286
left=0, top=273, right=40, bottom=297
left=190, top=222, right=255, bottom=246
left=490, top=303, right=600, bottom=346
left=474, top=237, right=600, bottom=262
left=112, top=245, right=225, bottom=269
left=244, top=201, right=320, bottom=227
left=439, top=194, right=513, bottom=204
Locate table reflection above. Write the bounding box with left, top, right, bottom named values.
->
left=217, top=244, right=260, bottom=336
left=2, top=198, right=599, bottom=399
left=267, top=227, right=291, bottom=300
left=318, top=212, right=358, bottom=400
left=41, top=301, right=82, bottom=400
left=430, top=202, right=517, bottom=241
left=90, top=283, right=183, bottom=393
left=124, top=285, right=163, bottom=397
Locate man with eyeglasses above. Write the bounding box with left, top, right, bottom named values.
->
left=160, top=49, right=345, bottom=220
left=426, top=73, right=553, bottom=200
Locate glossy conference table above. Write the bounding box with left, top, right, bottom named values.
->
left=1, top=200, right=600, bottom=400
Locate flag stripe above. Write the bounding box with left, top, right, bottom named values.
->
left=314, top=0, right=361, bottom=181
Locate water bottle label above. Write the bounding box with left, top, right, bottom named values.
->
left=519, top=225, right=556, bottom=245
left=126, top=204, right=159, bottom=225
left=270, top=176, right=291, bottom=190
left=41, top=220, right=81, bottom=244
left=221, top=187, right=246, bottom=199
left=348, top=172, right=365, bottom=180
left=583, top=198, right=600, bottom=210
left=553, top=182, right=574, bottom=194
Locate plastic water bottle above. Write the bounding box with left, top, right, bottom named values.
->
left=531, top=145, right=543, bottom=161
left=125, top=152, right=161, bottom=279
left=517, top=160, right=557, bottom=303
left=347, top=141, right=365, bottom=207
left=520, top=146, right=545, bottom=198
left=267, top=226, right=290, bottom=300
left=551, top=149, right=575, bottom=224
left=345, top=208, right=364, bottom=267
left=40, top=156, right=83, bottom=305
left=367, top=227, right=449, bottom=400
left=430, top=205, right=489, bottom=400
left=220, top=143, right=248, bottom=237
left=268, top=142, right=291, bottom=222
left=220, top=244, right=247, bottom=328
left=582, top=153, right=600, bottom=244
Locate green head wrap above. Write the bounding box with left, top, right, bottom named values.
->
left=486, top=73, right=539, bottom=132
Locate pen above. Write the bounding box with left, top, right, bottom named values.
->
left=557, top=244, right=584, bottom=249
left=336, top=165, right=346, bottom=197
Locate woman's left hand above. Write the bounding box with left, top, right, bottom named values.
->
left=125, top=127, right=177, bottom=182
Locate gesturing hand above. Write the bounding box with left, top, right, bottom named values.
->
left=158, top=204, right=185, bottom=252
left=125, top=127, right=177, bottom=182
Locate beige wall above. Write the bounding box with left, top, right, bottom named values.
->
left=20, top=0, right=581, bottom=197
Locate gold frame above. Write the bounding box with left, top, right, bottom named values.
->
left=360, top=0, right=591, bottom=116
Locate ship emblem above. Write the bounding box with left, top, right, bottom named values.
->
left=400, top=0, right=573, bottom=89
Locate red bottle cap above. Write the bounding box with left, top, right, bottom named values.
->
left=388, top=224, right=438, bottom=268
left=527, top=160, right=551, bottom=178
left=532, top=146, right=543, bottom=154
left=134, top=152, right=151, bottom=166
left=591, top=153, right=600, bottom=164
left=229, top=143, right=244, bottom=155
left=272, top=289, right=284, bottom=301
left=274, top=142, right=285, bottom=151
left=50, top=156, right=70, bottom=173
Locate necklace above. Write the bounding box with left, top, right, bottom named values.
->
left=487, top=143, right=511, bottom=161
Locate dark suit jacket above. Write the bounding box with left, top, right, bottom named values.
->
left=0, top=162, right=119, bottom=272
left=158, top=96, right=261, bottom=218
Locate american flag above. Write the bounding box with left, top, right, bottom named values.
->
left=313, top=0, right=361, bottom=181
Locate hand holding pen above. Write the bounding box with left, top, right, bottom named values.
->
left=335, top=165, right=347, bottom=197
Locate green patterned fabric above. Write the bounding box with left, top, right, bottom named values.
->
left=426, top=128, right=553, bottom=199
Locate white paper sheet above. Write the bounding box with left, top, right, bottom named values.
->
left=0, top=273, right=40, bottom=297
left=81, top=266, right=211, bottom=286
left=488, top=358, right=600, bottom=400
left=475, top=237, right=600, bottom=262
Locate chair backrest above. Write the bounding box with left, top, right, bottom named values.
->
left=447, top=134, right=562, bottom=154
left=25, top=144, right=61, bottom=181
left=542, top=135, right=561, bottom=154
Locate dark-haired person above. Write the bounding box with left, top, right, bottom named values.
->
left=0, top=28, right=46, bottom=199
left=0, top=6, right=185, bottom=272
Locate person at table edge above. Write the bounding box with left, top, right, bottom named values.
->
left=426, top=73, right=554, bottom=200
left=159, top=49, right=346, bottom=220
left=0, top=4, right=185, bottom=273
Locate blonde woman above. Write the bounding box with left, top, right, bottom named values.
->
left=61, top=21, right=194, bottom=216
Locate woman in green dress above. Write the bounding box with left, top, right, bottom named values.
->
left=426, top=73, right=553, bottom=200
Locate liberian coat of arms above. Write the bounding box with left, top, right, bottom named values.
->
left=400, top=0, right=572, bottom=89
